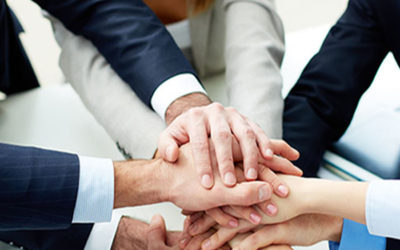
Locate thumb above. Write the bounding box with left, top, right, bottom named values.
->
left=147, top=215, right=167, bottom=249
left=221, top=181, right=272, bottom=207
left=158, top=132, right=180, bottom=162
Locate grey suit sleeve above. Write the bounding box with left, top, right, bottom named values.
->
left=224, top=0, right=285, bottom=139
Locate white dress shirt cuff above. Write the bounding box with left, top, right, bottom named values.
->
left=151, top=73, right=207, bottom=119
left=72, top=156, right=114, bottom=223
left=84, top=211, right=123, bottom=250
left=366, top=180, right=400, bottom=239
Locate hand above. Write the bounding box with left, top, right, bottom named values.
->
left=162, top=144, right=274, bottom=211
left=111, top=216, right=180, bottom=250
left=184, top=174, right=306, bottom=233
left=159, top=96, right=300, bottom=189
left=233, top=214, right=343, bottom=250
left=147, top=215, right=181, bottom=250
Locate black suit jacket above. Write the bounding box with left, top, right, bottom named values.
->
left=283, top=0, right=400, bottom=248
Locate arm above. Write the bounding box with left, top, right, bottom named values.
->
left=35, top=0, right=197, bottom=107
left=224, top=0, right=285, bottom=139
left=283, top=0, right=389, bottom=176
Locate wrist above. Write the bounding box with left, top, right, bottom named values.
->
left=326, top=216, right=343, bottom=242
left=165, top=93, right=211, bottom=124
left=113, top=159, right=166, bottom=208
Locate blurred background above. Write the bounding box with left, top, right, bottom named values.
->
left=7, top=0, right=348, bottom=86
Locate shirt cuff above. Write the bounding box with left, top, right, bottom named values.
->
left=337, top=219, right=386, bottom=250
left=72, top=156, right=114, bottom=223
left=150, top=73, right=207, bottom=119
left=84, top=211, right=123, bottom=250
left=366, top=180, right=400, bottom=239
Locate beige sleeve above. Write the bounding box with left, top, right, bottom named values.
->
left=48, top=16, right=164, bottom=159
left=224, top=0, right=285, bottom=139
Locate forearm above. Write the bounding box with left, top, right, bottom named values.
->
left=302, top=179, right=368, bottom=224
left=113, top=159, right=167, bottom=208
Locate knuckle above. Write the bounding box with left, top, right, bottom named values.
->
left=226, top=106, right=237, bottom=113
left=243, top=128, right=256, bottom=139
left=193, top=141, right=209, bottom=152
left=211, top=102, right=224, bottom=111
left=215, top=130, right=231, bottom=141
left=189, top=107, right=204, bottom=117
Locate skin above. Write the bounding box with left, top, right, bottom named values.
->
left=112, top=143, right=283, bottom=212
left=185, top=175, right=368, bottom=249
left=158, top=93, right=300, bottom=190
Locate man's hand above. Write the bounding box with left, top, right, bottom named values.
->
left=147, top=215, right=181, bottom=250
left=163, top=144, right=274, bottom=211
left=159, top=93, right=300, bottom=189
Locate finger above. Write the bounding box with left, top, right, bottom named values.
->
left=186, top=112, right=214, bottom=189
left=180, top=218, right=192, bottom=249
left=148, top=214, right=168, bottom=249
left=206, top=207, right=239, bottom=228
left=230, top=205, right=262, bottom=225
left=188, top=214, right=218, bottom=236
left=269, top=140, right=299, bottom=161
left=201, top=219, right=255, bottom=250
left=257, top=200, right=278, bottom=217
left=246, top=119, right=274, bottom=160
left=188, top=212, right=205, bottom=223
left=260, top=245, right=294, bottom=250
left=201, top=224, right=240, bottom=250
left=259, top=165, right=290, bottom=198
left=158, top=130, right=180, bottom=162
left=185, top=230, right=215, bottom=250
left=234, top=226, right=277, bottom=250
left=209, top=104, right=236, bottom=186
left=181, top=210, right=196, bottom=216
left=260, top=155, right=303, bottom=176
left=227, top=108, right=259, bottom=180
left=216, top=181, right=272, bottom=209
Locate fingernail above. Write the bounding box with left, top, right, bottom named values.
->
left=180, top=237, right=189, bottom=247
left=201, top=174, right=213, bottom=188
left=202, top=239, right=211, bottom=250
left=247, top=168, right=257, bottom=179
left=278, top=185, right=289, bottom=196
left=166, top=146, right=176, bottom=161
left=250, top=212, right=261, bottom=224
left=228, top=219, right=238, bottom=228
left=259, top=185, right=271, bottom=201
left=224, top=172, right=236, bottom=186
left=267, top=204, right=278, bottom=215
left=189, top=223, right=198, bottom=235
left=265, top=149, right=273, bottom=157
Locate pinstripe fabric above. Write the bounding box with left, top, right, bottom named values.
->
left=0, top=143, right=80, bottom=230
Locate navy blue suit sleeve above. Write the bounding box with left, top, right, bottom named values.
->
left=283, top=0, right=390, bottom=176
left=33, top=0, right=198, bottom=107
left=0, top=224, right=93, bottom=250
left=0, top=143, right=80, bottom=231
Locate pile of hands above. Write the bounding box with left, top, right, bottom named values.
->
left=145, top=102, right=342, bottom=250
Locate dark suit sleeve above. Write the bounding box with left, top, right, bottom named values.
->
left=0, top=224, right=93, bottom=250
left=33, top=0, right=198, bottom=108
left=283, top=0, right=389, bottom=176
left=0, top=143, right=80, bottom=231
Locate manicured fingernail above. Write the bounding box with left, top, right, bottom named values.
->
left=259, top=185, right=271, bottom=201
left=202, top=239, right=211, bottom=249
left=265, top=149, right=273, bottom=157
left=267, top=204, right=278, bottom=215
left=224, top=172, right=236, bottom=186
left=250, top=213, right=261, bottom=224
left=201, top=174, right=212, bottom=188
left=278, top=185, right=289, bottom=196
left=228, top=219, right=238, bottom=228
left=247, top=168, right=257, bottom=179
